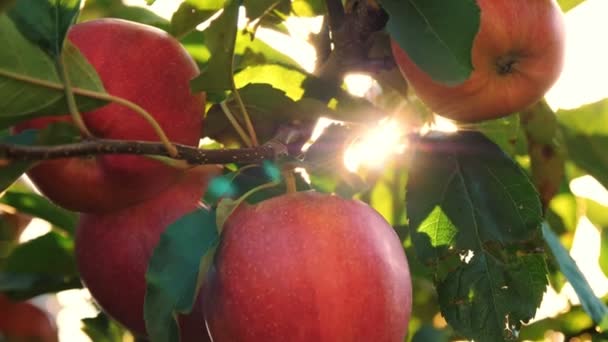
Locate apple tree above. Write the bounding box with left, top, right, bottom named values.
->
left=1, top=0, right=607, bottom=341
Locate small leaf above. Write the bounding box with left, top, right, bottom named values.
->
left=380, top=0, right=479, bottom=85
left=82, top=312, right=129, bottom=342
left=7, top=0, right=81, bottom=57
left=406, top=131, right=546, bottom=341
left=0, top=231, right=81, bottom=300
left=144, top=209, right=219, bottom=342
left=0, top=190, right=77, bottom=235
left=542, top=223, right=608, bottom=328
left=190, top=0, right=240, bottom=95
left=0, top=16, right=106, bottom=126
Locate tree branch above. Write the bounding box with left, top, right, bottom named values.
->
left=0, top=139, right=289, bottom=165
left=324, top=0, right=345, bottom=33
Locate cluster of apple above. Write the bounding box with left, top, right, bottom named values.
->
left=2, top=0, right=566, bottom=339
left=9, top=18, right=413, bottom=342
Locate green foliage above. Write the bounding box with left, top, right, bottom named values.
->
left=0, top=232, right=81, bottom=300
left=558, top=99, right=608, bottom=190
left=0, top=16, right=105, bottom=126
left=0, top=0, right=604, bottom=341
left=542, top=223, right=608, bottom=330
left=190, top=0, right=240, bottom=96
left=144, top=209, right=219, bottom=342
left=7, top=0, right=81, bottom=57
left=406, top=131, right=546, bottom=341
left=0, top=190, right=77, bottom=235
left=82, top=313, right=130, bottom=342
left=380, top=0, right=479, bottom=85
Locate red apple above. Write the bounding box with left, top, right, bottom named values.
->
left=0, top=294, right=58, bottom=342
left=15, top=18, right=204, bottom=213
left=75, top=166, right=218, bottom=341
left=204, top=191, right=412, bottom=342
left=391, top=0, right=565, bottom=122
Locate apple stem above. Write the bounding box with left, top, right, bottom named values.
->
left=219, top=101, right=254, bottom=147
left=232, top=84, right=259, bottom=146
left=282, top=166, right=297, bottom=194
left=0, top=69, right=178, bottom=157
left=56, top=54, right=94, bottom=139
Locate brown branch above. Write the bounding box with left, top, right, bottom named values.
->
left=0, top=139, right=289, bottom=165
left=324, top=0, right=345, bottom=33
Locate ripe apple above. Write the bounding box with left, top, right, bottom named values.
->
left=0, top=294, right=58, bottom=342
left=75, top=166, right=218, bottom=341
left=204, top=191, right=412, bottom=342
left=390, top=0, right=565, bottom=122
left=15, top=18, right=204, bottom=213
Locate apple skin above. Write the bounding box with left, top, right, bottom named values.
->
left=75, top=166, right=218, bottom=341
left=391, top=0, right=565, bottom=122
left=0, top=294, right=58, bottom=342
left=204, top=191, right=412, bottom=342
left=15, top=18, right=204, bottom=213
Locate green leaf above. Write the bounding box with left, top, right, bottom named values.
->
left=170, top=1, right=221, bottom=38
left=144, top=209, right=219, bottom=342
left=234, top=64, right=307, bottom=100
left=0, top=190, right=77, bottom=235
left=82, top=312, right=129, bottom=342
left=542, top=223, right=608, bottom=329
left=439, top=253, right=547, bottom=341
left=380, top=0, right=479, bottom=85
left=190, top=0, right=240, bottom=95
left=476, top=115, right=521, bottom=156
left=0, top=122, right=81, bottom=192
left=406, top=131, right=546, bottom=341
left=558, top=99, right=608, bottom=190
left=205, top=83, right=312, bottom=143
left=558, top=0, right=585, bottom=12
left=0, top=16, right=106, bottom=126
left=0, top=231, right=81, bottom=300
left=7, top=0, right=81, bottom=57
